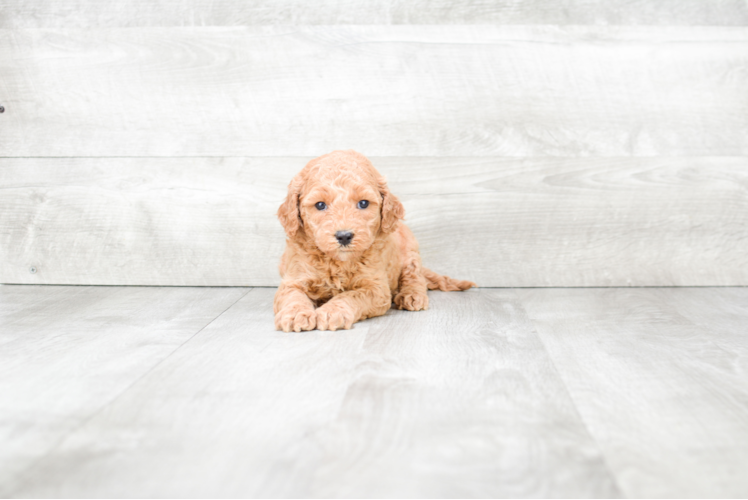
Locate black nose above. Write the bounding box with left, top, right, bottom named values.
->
left=335, top=230, right=354, bottom=246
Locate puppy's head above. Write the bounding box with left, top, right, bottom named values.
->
left=278, top=150, right=404, bottom=261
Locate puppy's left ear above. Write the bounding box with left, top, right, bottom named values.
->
left=378, top=176, right=405, bottom=234
left=278, top=175, right=304, bottom=238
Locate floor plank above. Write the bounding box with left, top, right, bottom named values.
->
left=0, top=285, right=93, bottom=345
left=7, top=288, right=619, bottom=498
left=7, top=288, right=373, bottom=498
left=308, top=290, right=619, bottom=498
left=0, top=285, right=248, bottom=496
left=519, top=287, right=748, bottom=498
left=4, top=286, right=746, bottom=497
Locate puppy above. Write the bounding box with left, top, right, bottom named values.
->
left=274, top=150, right=475, bottom=332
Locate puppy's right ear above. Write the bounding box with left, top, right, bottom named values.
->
left=277, top=176, right=303, bottom=238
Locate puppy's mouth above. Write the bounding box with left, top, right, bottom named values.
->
left=334, top=246, right=359, bottom=261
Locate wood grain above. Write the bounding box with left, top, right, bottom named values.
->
left=308, top=289, right=618, bottom=498
left=1, top=26, right=747, bottom=157
left=519, top=287, right=748, bottom=498
left=7, top=287, right=620, bottom=498
left=0, top=285, right=248, bottom=496
left=0, top=285, right=86, bottom=345
left=1, top=0, right=747, bottom=27
left=665, top=287, right=748, bottom=338
left=7, top=288, right=374, bottom=497
left=2, top=156, right=747, bottom=287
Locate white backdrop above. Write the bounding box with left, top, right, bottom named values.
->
left=1, top=1, right=747, bottom=286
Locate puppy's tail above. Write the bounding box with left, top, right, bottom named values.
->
left=422, top=267, right=476, bottom=291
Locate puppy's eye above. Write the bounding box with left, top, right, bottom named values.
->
left=315, top=202, right=326, bottom=211
left=357, top=200, right=369, bottom=209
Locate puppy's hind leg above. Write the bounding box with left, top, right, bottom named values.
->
left=422, top=267, right=476, bottom=291
left=394, top=257, right=430, bottom=311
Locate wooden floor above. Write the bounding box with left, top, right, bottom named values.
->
left=1, top=286, right=747, bottom=498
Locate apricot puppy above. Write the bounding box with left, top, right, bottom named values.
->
left=274, top=150, right=475, bottom=332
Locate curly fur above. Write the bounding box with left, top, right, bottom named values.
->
left=274, top=150, right=476, bottom=332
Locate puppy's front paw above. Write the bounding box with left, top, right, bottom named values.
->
left=394, top=290, right=429, bottom=311
left=275, top=307, right=316, bottom=332
left=316, top=302, right=356, bottom=331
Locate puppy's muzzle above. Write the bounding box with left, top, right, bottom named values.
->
left=335, top=230, right=354, bottom=247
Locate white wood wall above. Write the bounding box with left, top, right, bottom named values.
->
left=1, top=1, right=747, bottom=286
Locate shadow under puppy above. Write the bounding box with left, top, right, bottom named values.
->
left=275, top=150, right=476, bottom=332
